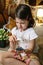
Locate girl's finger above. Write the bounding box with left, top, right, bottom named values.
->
left=13, top=35, right=17, bottom=41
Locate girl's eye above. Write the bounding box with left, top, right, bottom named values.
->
left=21, top=22, right=24, bottom=24
left=16, top=22, right=18, bottom=23
left=16, top=22, right=25, bottom=24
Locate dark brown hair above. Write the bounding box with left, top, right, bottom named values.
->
left=15, top=4, right=35, bottom=28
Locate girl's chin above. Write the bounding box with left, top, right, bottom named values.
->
left=19, top=29, right=24, bottom=32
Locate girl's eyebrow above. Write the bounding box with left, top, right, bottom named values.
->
left=16, top=20, right=25, bottom=23
left=16, top=21, right=25, bottom=24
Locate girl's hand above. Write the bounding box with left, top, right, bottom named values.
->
left=9, top=35, right=17, bottom=44
left=8, top=35, right=17, bottom=51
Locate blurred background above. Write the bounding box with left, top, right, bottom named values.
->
left=0, top=0, right=43, bottom=65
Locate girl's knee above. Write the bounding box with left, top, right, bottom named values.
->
left=0, top=53, right=4, bottom=64
left=29, top=59, right=40, bottom=65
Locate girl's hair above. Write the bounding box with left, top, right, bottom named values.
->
left=15, top=4, right=35, bottom=28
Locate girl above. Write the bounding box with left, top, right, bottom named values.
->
left=0, top=4, right=40, bottom=65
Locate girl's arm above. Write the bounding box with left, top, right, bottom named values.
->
left=8, top=35, right=17, bottom=51
left=25, top=39, right=35, bottom=53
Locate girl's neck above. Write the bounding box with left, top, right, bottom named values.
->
left=16, top=27, right=30, bottom=32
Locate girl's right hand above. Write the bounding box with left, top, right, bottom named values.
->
left=9, top=35, right=17, bottom=44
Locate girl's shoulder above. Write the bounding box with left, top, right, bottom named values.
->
left=25, top=27, right=38, bottom=37
left=28, top=28, right=38, bottom=40
left=25, top=28, right=34, bottom=33
left=24, top=28, right=35, bottom=36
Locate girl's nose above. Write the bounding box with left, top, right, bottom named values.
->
left=19, top=24, right=22, bottom=28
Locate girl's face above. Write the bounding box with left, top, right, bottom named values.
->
left=15, top=18, right=29, bottom=31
